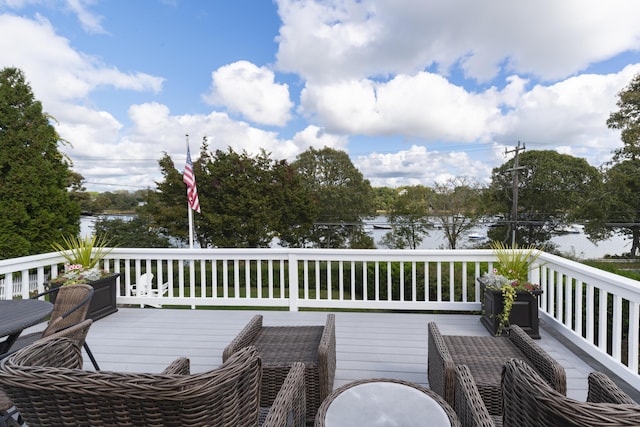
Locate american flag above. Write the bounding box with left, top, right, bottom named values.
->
left=183, top=144, right=201, bottom=213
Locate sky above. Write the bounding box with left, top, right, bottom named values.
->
left=2, top=0, right=640, bottom=193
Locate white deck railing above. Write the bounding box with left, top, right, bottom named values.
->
left=1, top=248, right=639, bottom=389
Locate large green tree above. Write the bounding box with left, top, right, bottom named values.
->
left=607, top=73, right=640, bottom=162
left=593, top=72, right=640, bottom=257
left=380, top=186, right=433, bottom=249
left=431, top=178, right=485, bottom=249
left=0, top=67, right=80, bottom=258
left=143, top=145, right=315, bottom=248
left=487, top=150, right=601, bottom=247
left=292, top=147, right=375, bottom=248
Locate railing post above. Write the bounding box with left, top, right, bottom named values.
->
left=288, top=253, right=299, bottom=312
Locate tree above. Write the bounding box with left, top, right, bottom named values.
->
left=293, top=147, right=375, bottom=248
left=94, top=215, right=171, bottom=248
left=607, top=72, right=640, bottom=162
left=596, top=72, right=640, bottom=257
left=380, top=186, right=433, bottom=249
left=584, top=160, right=640, bottom=257
left=487, top=150, right=601, bottom=247
left=139, top=152, right=194, bottom=247
left=0, top=67, right=80, bottom=259
left=142, top=145, right=315, bottom=248
left=431, top=178, right=485, bottom=249
left=198, top=148, right=282, bottom=248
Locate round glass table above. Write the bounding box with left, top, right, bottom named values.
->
left=315, top=379, right=457, bottom=426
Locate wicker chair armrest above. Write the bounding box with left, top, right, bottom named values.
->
left=222, top=315, right=263, bottom=362
left=161, top=357, right=191, bottom=375
left=508, top=324, right=566, bottom=395
left=587, top=372, right=636, bottom=404
left=454, top=365, right=496, bottom=427
left=262, top=362, right=306, bottom=427
left=3, top=337, right=83, bottom=369
left=428, top=322, right=456, bottom=406
left=317, top=314, right=336, bottom=401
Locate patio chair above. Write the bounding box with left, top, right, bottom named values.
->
left=223, top=314, right=336, bottom=424
left=455, top=362, right=639, bottom=427
left=501, top=358, right=640, bottom=427
left=427, top=322, right=566, bottom=415
left=0, top=337, right=306, bottom=427
left=3, top=284, right=100, bottom=370
left=0, top=319, right=93, bottom=427
left=131, top=273, right=169, bottom=307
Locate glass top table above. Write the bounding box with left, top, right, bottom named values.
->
left=315, top=379, right=457, bottom=426
left=0, top=299, right=53, bottom=355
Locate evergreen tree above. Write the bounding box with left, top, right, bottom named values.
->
left=0, top=67, right=80, bottom=258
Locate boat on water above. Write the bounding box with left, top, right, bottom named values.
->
left=372, top=224, right=392, bottom=230
left=468, top=233, right=485, bottom=240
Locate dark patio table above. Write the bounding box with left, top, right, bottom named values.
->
left=0, top=299, right=53, bottom=355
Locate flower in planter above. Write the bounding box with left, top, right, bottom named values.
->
left=50, top=263, right=111, bottom=285
left=481, top=242, right=544, bottom=335
left=49, top=234, right=114, bottom=286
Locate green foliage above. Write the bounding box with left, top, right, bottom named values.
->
left=487, top=150, right=601, bottom=247
left=382, top=186, right=433, bottom=249
left=93, top=216, right=171, bottom=248
left=431, top=178, right=485, bottom=249
left=50, top=234, right=112, bottom=268
left=607, top=72, right=640, bottom=162
left=143, top=145, right=316, bottom=248
left=293, top=147, right=375, bottom=248
left=0, top=67, right=81, bottom=259
left=490, top=241, right=543, bottom=283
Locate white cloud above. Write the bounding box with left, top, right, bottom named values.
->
left=355, top=145, right=493, bottom=188
left=0, top=14, right=164, bottom=105
left=276, top=0, right=640, bottom=83
left=64, top=0, right=106, bottom=34
left=1, top=0, right=106, bottom=33
left=203, top=60, right=293, bottom=127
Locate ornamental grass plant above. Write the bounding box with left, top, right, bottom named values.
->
left=482, top=241, right=544, bottom=335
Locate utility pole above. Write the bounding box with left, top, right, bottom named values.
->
left=505, top=141, right=526, bottom=246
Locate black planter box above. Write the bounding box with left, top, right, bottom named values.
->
left=48, top=273, right=120, bottom=321
left=478, top=276, right=542, bottom=339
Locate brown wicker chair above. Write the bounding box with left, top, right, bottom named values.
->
left=502, top=358, right=640, bottom=427
left=427, top=322, right=566, bottom=416
left=223, top=314, right=336, bottom=424
left=455, top=361, right=639, bottom=427
left=6, top=284, right=93, bottom=352
left=0, top=337, right=306, bottom=427
left=0, top=320, right=93, bottom=427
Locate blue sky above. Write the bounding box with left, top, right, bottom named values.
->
left=2, top=0, right=640, bottom=192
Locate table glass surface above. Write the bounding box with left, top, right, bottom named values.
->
left=324, top=381, right=451, bottom=426
left=0, top=299, right=53, bottom=337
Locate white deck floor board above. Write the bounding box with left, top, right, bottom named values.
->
left=78, top=307, right=633, bottom=403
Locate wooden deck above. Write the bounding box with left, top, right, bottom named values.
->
left=78, top=307, right=635, bottom=403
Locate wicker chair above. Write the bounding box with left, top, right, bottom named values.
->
left=6, top=284, right=94, bottom=352
left=455, top=361, right=639, bottom=427
left=501, top=358, right=640, bottom=427
left=427, top=322, right=566, bottom=416
left=0, top=320, right=93, bottom=427
left=223, top=314, right=336, bottom=424
left=0, top=337, right=306, bottom=427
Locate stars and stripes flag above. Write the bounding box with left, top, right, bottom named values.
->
left=183, top=144, right=201, bottom=213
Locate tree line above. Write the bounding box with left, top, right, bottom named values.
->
left=2, top=66, right=640, bottom=258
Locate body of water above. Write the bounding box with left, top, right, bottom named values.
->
left=81, top=216, right=631, bottom=260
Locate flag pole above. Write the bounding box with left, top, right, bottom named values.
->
left=185, top=134, right=195, bottom=249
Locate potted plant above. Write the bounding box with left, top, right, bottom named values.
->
left=478, top=242, right=543, bottom=338
left=49, top=234, right=119, bottom=321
